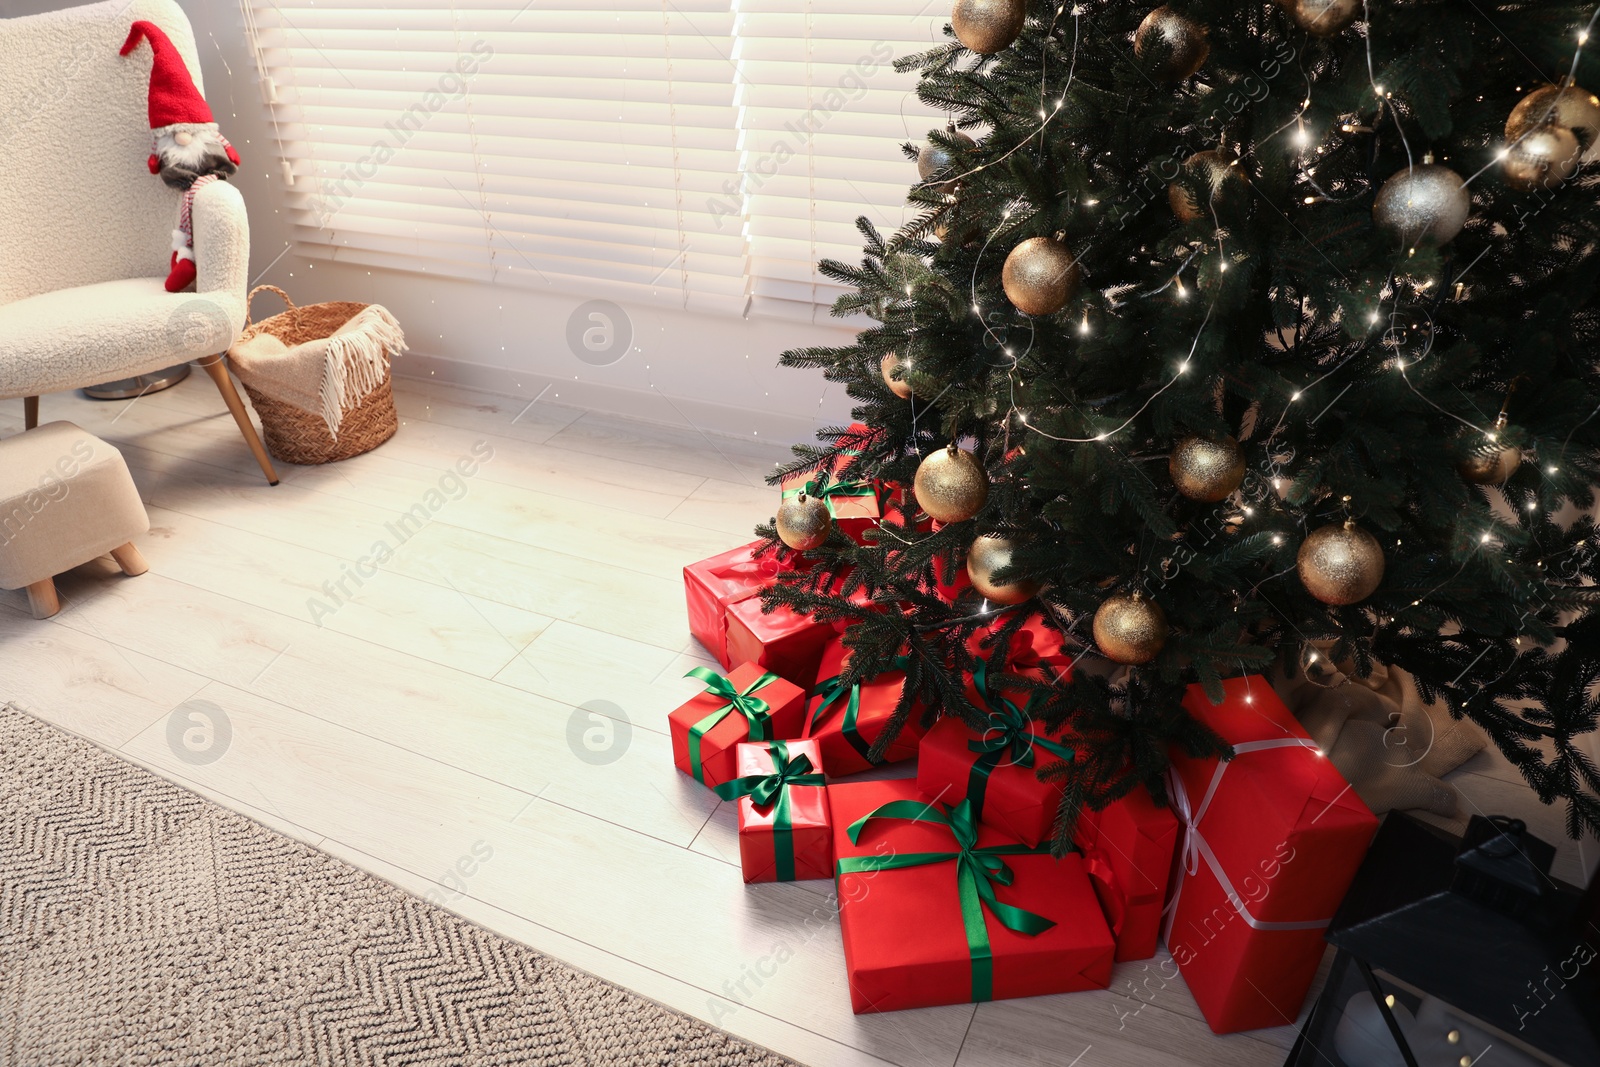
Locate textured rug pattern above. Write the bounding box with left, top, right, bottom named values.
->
left=0, top=704, right=792, bottom=1066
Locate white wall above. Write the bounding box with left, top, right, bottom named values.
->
left=5, top=0, right=861, bottom=442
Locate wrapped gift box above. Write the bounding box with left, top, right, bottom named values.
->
left=725, top=594, right=837, bottom=690
left=1072, top=782, right=1179, bottom=961
left=1166, top=676, right=1379, bottom=1033
left=714, top=739, right=831, bottom=883
left=805, top=635, right=924, bottom=777
left=831, top=779, right=1115, bottom=1013
left=778, top=467, right=881, bottom=546
left=917, top=661, right=1077, bottom=847
left=966, top=611, right=1071, bottom=676
left=683, top=541, right=792, bottom=667
left=669, top=663, right=806, bottom=790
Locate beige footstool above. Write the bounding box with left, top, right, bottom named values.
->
left=0, top=422, right=150, bottom=619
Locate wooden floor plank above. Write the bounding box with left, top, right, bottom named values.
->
left=118, top=681, right=972, bottom=1067
left=7, top=375, right=1594, bottom=1067
left=0, top=616, right=206, bottom=749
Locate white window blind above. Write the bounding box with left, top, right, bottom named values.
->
left=243, top=0, right=942, bottom=317
left=730, top=1, right=944, bottom=321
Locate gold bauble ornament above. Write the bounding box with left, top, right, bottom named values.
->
left=776, top=492, right=832, bottom=551
left=1501, top=125, right=1581, bottom=191
left=951, top=0, right=1028, bottom=55
left=1134, top=6, right=1209, bottom=83
left=1001, top=236, right=1080, bottom=316
left=1372, top=163, right=1470, bottom=246
left=1297, top=520, right=1385, bottom=605
left=1458, top=416, right=1521, bottom=485
left=1169, top=434, right=1246, bottom=502
left=913, top=445, right=989, bottom=523
left=880, top=352, right=915, bottom=399
left=1168, top=150, right=1243, bottom=223
left=1093, top=591, right=1168, bottom=665
left=918, top=128, right=976, bottom=190
left=1276, top=0, right=1360, bottom=37
left=966, top=534, right=1041, bottom=605
left=1506, top=83, right=1600, bottom=151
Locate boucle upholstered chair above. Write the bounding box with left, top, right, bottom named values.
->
left=0, top=0, right=278, bottom=485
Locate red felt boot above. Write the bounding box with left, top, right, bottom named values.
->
left=165, top=255, right=197, bottom=293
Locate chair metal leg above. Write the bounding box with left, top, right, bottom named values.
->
left=26, top=578, right=59, bottom=620
left=23, top=396, right=38, bottom=430
left=110, top=542, right=149, bottom=577
left=196, top=354, right=279, bottom=486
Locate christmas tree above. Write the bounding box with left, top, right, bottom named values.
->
left=760, top=0, right=1600, bottom=844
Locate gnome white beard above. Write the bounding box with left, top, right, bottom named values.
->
left=154, top=127, right=236, bottom=190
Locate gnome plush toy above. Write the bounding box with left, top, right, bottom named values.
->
left=120, top=21, right=240, bottom=293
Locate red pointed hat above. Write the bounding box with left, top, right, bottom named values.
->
left=121, top=20, right=215, bottom=132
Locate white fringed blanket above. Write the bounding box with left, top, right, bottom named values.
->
left=229, top=304, right=406, bottom=437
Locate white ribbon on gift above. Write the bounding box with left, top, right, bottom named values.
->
left=1161, top=737, right=1333, bottom=941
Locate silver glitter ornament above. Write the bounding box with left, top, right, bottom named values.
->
left=1372, top=164, right=1470, bottom=246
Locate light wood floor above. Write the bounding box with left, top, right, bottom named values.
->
left=1, top=374, right=1593, bottom=1067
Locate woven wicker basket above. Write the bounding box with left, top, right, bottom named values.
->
left=230, top=285, right=399, bottom=465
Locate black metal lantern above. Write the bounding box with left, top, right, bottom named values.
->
left=1285, top=813, right=1599, bottom=1067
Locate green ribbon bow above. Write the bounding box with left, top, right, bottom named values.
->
left=713, top=739, right=826, bottom=881
left=837, top=798, right=1057, bottom=1002
left=809, top=654, right=912, bottom=767
left=683, top=666, right=779, bottom=784
left=781, top=471, right=876, bottom=516
left=964, top=661, right=1075, bottom=823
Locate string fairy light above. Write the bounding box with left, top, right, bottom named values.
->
left=1013, top=301, right=1216, bottom=444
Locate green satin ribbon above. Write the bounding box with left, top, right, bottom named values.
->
left=781, top=471, right=876, bottom=517
left=964, top=661, right=1075, bottom=823
left=809, top=654, right=912, bottom=766
left=713, top=739, right=826, bottom=881
left=837, top=798, right=1056, bottom=1002
left=683, top=666, right=779, bottom=784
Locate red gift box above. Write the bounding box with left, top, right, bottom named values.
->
left=683, top=541, right=790, bottom=667
left=933, top=552, right=970, bottom=602
left=669, top=663, right=806, bottom=790
left=966, top=611, right=1071, bottom=676
left=779, top=467, right=881, bottom=546
left=804, top=636, right=924, bottom=777
left=713, top=739, right=831, bottom=883
left=1165, top=676, right=1379, bottom=1033
left=725, top=595, right=836, bottom=690
left=1072, top=782, right=1179, bottom=962
left=916, top=659, right=1077, bottom=847
left=831, top=779, right=1115, bottom=1013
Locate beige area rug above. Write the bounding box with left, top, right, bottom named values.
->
left=0, top=703, right=793, bottom=1066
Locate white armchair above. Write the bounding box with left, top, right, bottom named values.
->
left=0, top=0, right=278, bottom=484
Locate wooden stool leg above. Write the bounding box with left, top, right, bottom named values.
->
left=110, top=542, right=149, bottom=577
left=196, top=354, right=280, bottom=487
left=25, top=578, right=59, bottom=620
left=23, top=396, right=38, bottom=430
